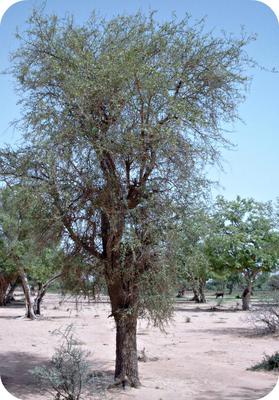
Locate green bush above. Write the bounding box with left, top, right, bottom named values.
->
left=31, top=325, right=92, bottom=400
left=250, top=352, right=279, bottom=371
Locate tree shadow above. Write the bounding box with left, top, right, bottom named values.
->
left=0, top=301, right=25, bottom=308
left=174, top=306, right=209, bottom=313
left=0, top=351, right=49, bottom=398
left=197, top=384, right=275, bottom=400
left=174, top=306, right=242, bottom=313
left=0, top=351, right=115, bottom=399
left=200, top=326, right=258, bottom=338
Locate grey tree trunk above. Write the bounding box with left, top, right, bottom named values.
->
left=33, top=273, right=62, bottom=315
left=34, top=283, right=44, bottom=315
left=191, top=287, right=200, bottom=302
left=19, top=269, right=36, bottom=319
left=198, top=279, right=206, bottom=303
left=242, top=284, right=252, bottom=311
left=5, top=277, right=19, bottom=304
left=0, top=280, right=9, bottom=306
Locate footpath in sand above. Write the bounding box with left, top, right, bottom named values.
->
left=0, top=293, right=278, bottom=400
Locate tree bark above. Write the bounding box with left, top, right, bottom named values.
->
left=34, top=283, right=43, bottom=315
left=106, top=267, right=140, bottom=388
left=242, top=283, right=252, bottom=311
left=198, top=279, right=206, bottom=303
left=114, top=314, right=140, bottom=387
left=191, top=287, right=200, bottom=302
left=33, top=273, right=62, bottom=315
left=19, top=269, right=37, bottom=319
left=0, top=277, right=9, bottom=306
left=5, top=277, right=19, bottom=304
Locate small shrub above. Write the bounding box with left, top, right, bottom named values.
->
left=137, top=347, right=159, bottom=362
left=250, top=352, right=279, bottom=371
left=31, top=325, right=92, bottom=400
left=248, top=304, right=279, bottom=335
left=185, top=317, right=191, bottom=323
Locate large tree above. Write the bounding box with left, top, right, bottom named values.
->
left=0, top=10, right=253, bottom=385
left=206, top=196, right=279, bottom=310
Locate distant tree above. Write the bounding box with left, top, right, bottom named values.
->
left=206, top=196, right=279, bottom=310
left=0, top=10, right=253, bottom=385
left=175, top=208, right=211, bottom=303
left=0, top=185, right=62, bottom=318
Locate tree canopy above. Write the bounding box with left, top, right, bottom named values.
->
left=206, top=196, right=279, bottom=309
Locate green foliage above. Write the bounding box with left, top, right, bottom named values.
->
left=250, top=352, right=279, bottom=371
left=206, top=196, right=279, bottom=285
left=31, top=325, right=92, bottom=400
left=138, top=258, right=176, bottom=328
left=175, top=208, right=211, bottom=284
left=0, top=184, right=63, bottom=295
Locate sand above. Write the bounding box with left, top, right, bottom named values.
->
left=0, top=293, right=278, bottom=400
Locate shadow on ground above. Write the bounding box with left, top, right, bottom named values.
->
left=196, top=384, right=275, bottom=400
left=0, top=351, right=115, bottom=399
left=0, top=351, right=48, bottom=399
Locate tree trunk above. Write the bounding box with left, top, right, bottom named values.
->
left=34, top=283, right=44, bottom=315
left=19, top=269, right=36, bottom=319
left=242, top=283, right=252, bottom=311
left=191, top=287, right=200, bottom=302
left=5, top=277, right=19, bottom=304
left=101, top=208, right=140, bottom=387
left=114, top=314, right=140, bottom=387
left=33, top=273, right=62, bottom=315
left=0, top=278, right=9, bottom=306
left=198, top=279, right=206, bottom=303
left=106, top=270, right=140, bottom=388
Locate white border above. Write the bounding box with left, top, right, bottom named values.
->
left=0, top=0, right=24, bottom=24
left=256, top=0, right=279, bottom=23
left=0, top=0, right=278, bottom=399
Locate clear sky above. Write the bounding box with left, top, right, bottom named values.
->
left=0, top=0, right=278, bottom=202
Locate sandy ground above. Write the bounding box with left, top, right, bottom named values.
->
left=0, top=293, right=278, bottom=400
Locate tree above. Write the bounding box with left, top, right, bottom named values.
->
left=175, top=208, right=211, bottom=303
left=0, top=10, right=253, bottom=385
left=0, top=185, right=62, bottom=318
left=30, top=248, right=63, bottom=316
left=206, top=196, right=279, bottom=310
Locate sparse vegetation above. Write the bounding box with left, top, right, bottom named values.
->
left=247, top=296, right=279, bottom=334
left=250, top=352, right=279, bottom=371
left=31, top=325, right=92, bottom=400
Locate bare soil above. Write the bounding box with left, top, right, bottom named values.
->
left=0, top=293, right=278, bottom=400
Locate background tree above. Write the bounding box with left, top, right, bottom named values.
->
left=0, top=10, right=253, bottom=385
left=206, top=196, right=279, bottom=310
left=0, top=185, right=62, bottom=318
left=175, top=208, right=211, bottom=303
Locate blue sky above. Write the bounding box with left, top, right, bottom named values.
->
left=0, top=0, right=278, bottom=202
